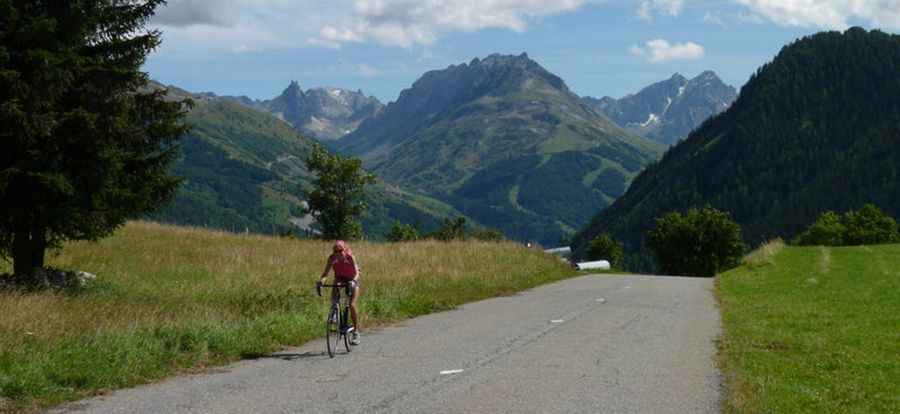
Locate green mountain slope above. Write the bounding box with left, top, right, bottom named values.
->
left=147, top=84, right=467, bottom=237
left=573, top=28, right=900, bottom=270
left=339, top=54, right=664, bottom=244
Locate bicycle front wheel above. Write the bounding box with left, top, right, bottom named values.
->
left=326, top=307, right=341, bottom=358
left=342, top=306, right=352, bottom=353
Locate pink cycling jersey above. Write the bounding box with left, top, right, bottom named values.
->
left=329, top=253, right=357, bottom=281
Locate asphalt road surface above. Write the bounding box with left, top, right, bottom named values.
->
left=53, top=274, right=722, bottom=414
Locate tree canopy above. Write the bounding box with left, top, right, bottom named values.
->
left=647, top=207, right=745, bottom=277
left=0, top=0, right=189, bottom=278
left=303, top=145, right=376, bottom=240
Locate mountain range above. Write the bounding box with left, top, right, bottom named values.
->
left=217, top=83, right=384, bottom=141
left=338, top=53, right=665, bottom=244
left=573, top=27, right=900, bottom=271
left=146, top=81, right=466, bottom=237
left=147, top=56, right=742, bottom=245
left=583, top=71, right=737, bottom=145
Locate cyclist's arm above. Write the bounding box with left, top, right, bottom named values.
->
left=319, top=256, right=334, bottom=281
left=349, top=255, right=360, bottom=280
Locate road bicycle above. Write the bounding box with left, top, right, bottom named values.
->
left=316, top=280, right=355, bottom=358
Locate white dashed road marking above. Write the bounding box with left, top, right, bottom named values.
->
left=440, top=369, right=464, bottom=375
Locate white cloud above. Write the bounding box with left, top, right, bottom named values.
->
left=702, top=11, right=728, bottom=28
left=637, top=0, right=684, bottom=21
left=152, top=0, right=239, bottom=27
left=357, top=63, right=381, bottom=78
left=309, top=0, right=587, bottom=48
left=735, top=0, right=900, bottom=30
left=630, top=38, right=705, bottom=63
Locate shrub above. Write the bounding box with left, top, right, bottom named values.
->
left=843, top=204, right=899, bottom=245
left=647, top=206, right=745, bottom=277
left=794, top=204, right=899, bottom=246
left=387, top=222, right=420, bottom=242
left=428, top=217, right=468, bottom=241
left=587, top=233, right=624, bottom=269
left=793, top=211, right=846, bottom=246
left=469, top=228, right=505, bottom=242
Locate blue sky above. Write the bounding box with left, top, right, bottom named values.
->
left=144, top=0, right=900, bottom=103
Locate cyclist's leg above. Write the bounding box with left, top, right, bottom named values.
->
left=349, top=282, right=361, bottom=332
left=330, top=285, right=340, bottom=320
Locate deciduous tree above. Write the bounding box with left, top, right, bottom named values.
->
left=647, top=206, right=745, bottom=277
left=303, top=145, right=376, bottom=240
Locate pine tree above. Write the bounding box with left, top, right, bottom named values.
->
left=0, top=1, right=189, bottom=279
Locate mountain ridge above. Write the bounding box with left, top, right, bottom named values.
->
left=573, top=27, right=900, bottom=270
left=145, top=80, right=469, bottom=238
left=338, top=53, right=664, bottom=244
left=583, top=71, right=737, bottom=145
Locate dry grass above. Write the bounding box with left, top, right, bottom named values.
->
left=0, top=221, right=575, bottom=410
left=740, top=238, right=785, bottom=269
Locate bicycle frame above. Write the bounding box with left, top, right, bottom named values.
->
left=318, top=281, right=355, bottom=357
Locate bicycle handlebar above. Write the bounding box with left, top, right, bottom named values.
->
left=316, top=280, right=355, bottom=297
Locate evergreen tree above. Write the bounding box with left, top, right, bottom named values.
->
left=303, top=145, right=376, bottom=240
left=0, top=1, right=189, bottom=279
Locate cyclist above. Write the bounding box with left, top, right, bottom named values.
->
left=319, top=240, right=361, bottom=345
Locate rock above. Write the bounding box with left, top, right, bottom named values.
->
left=75, top=271, right=97, bottom=286
left=27, top=268, right=97, bottom=290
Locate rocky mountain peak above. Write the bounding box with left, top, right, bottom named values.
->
left=669, top=73, right=688, bottom=83
left=252, top=82, right=384, bottom=141
left=583, top=70, right=737, bottom=145
left=284, top=80, right=303, bottom=95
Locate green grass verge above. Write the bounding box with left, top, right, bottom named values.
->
left=717, top=243, right=900, bottom=413
left=0, top=221, right=576, bottom=412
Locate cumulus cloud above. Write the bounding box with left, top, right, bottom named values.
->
left=630, top=39, right=705, bottom=63
left=637, top=0, right=684, bottom=20
left=152, top=0, right=239, bottom=27
left=702, top=11, right=728, bottom=28
left=309, top=0, right=586, bottom=48
left=735, top=0, right=900, bottom=30
left=357, top=63, right=381, bottom=78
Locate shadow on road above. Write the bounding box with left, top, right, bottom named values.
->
left=243, top=351, right=326, bottom=361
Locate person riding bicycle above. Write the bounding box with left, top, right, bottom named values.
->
left=318, top=240, right=361, bottom=345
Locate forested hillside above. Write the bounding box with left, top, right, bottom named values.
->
left=340, top=53, right=663, bottom=244
left=573, top=28, right=900, bottom=270
left=147, top=84, right=467, bottom=237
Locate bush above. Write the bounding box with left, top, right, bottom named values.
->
left=428, top=217, right=468, bottom=241
left=794, top=204, right=899, bottom=246
left=844, top=204, right=899, bottom=245
left=387, top=222, right=420, bottom=242
left=587, top=233, right=623, bottom=269
left=647, top=206, right=745, bottom=277
left=793, top=211, right=846, bottom=246
left=469, top=228, right=505, bottom=242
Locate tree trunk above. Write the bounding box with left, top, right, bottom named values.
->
left=12, top=224, right=46, bottom=278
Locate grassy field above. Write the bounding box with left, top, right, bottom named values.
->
left=718, top=241, right=900, bottom=413
left=0, top=221, right=576, bottom=412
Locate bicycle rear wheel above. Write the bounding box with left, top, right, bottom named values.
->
left=326, top=306, right=341, bottom=358
left=341, top=306, right=352, bottom=353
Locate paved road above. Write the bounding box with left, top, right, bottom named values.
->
left=53, top=274, right=722, bottom=414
